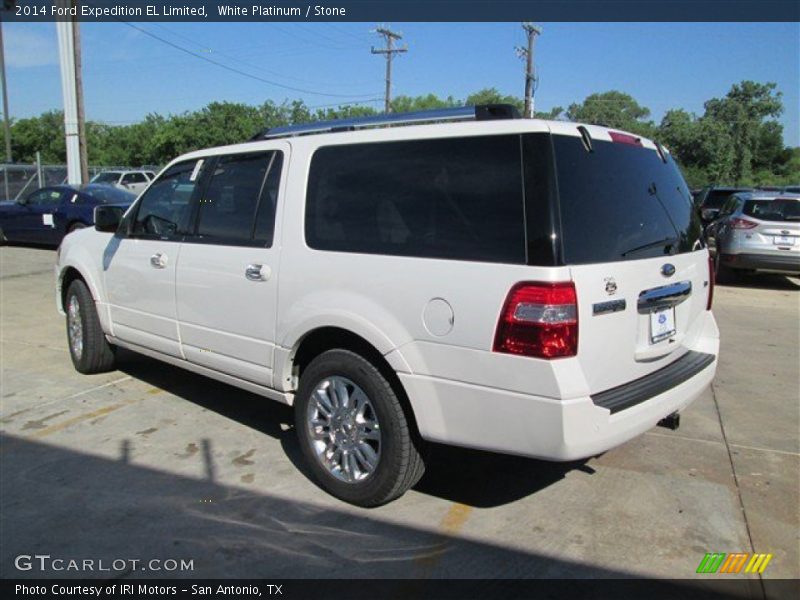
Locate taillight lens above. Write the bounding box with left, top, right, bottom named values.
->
left=707, top=255, right=715, bottom=310
left=493, top=282, right=578, bottom=359
left=730, top=217, right=757, bottom=229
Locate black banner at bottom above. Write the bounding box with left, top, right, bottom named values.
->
left=3, top=579, right=800, bottom=600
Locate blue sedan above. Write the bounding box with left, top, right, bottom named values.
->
left=0, top=184, right=135, bottom=246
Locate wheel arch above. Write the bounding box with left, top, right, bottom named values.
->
left=285, top=326, right=421, bottom=441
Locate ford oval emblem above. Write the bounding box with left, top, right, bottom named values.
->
left=661, top=263, right=676, bottom=277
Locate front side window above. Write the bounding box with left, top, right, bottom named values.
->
left=193, top=151, right=282, bottom=246
left=131, top=160, right=202, bottom=237
left=305, top=136, right=526, bottom=264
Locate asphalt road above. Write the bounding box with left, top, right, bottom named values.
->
left=1, top=245, right=798, bottom=596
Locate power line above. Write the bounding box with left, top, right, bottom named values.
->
left=144, top=23, right=377, bottom=89
left=371, top=26, right=407, bottom=114
left=323, top=23, right=373, bottom=43
left=119, top=21, right=379, bottom=100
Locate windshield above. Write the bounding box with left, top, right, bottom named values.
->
left=743, top=199, right=800, bottom=222
left=82, top=186, right=135, bottom=204
left=91, top=172, right=122, bottom=184
left=551, top=135, right=703, bottom=264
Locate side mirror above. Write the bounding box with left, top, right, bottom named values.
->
left=94, top=205, right=125, bottom=233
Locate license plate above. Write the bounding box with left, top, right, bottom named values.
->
left=774, top=235, right=795, bottom=246
left=650, top=307, right=676, bottom=343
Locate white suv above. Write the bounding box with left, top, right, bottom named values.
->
left=56, top=105, right=719, bottom=507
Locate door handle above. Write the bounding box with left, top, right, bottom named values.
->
left=150, top=253, right=167, bottom=269
left=245, top=264, right=270, bottom=281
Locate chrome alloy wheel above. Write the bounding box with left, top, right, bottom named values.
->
left=306, top=376, right=381, bottom=483
left=67, top=295, right=83, bottom=360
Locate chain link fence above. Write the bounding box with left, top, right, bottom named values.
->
left=0, top=164, right=161, bottom=201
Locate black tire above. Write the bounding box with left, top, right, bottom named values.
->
left=67, top=222, right=87, bottom=234
left=294, top=349, right=425, bottom=507
left=65, top=279, right=116, bottom=374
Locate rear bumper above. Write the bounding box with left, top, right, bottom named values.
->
left=722, top=252, right=800, bottom=273
left=399, top=316, right=719, bottom=461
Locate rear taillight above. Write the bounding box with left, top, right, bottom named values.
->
left=707, top=255, right=715, bottom=310
left=493, top=282, right=578, bottom=359
left=730, top=217, right=757, bottom=229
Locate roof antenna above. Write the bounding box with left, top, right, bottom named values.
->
left=577, top=125, right=593, bottom=153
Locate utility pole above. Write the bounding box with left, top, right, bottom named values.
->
left=0, top=21, right=12, bottom=163
left=72, top=7, right=88, bottom=184
left=55, top=0, right=87, bottom=184
left=371, top=26, right=407, bottom=114
left=516, top=23, right=542, bottom=118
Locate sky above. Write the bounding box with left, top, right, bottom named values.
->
left=4, top=21, right=799, bottom=146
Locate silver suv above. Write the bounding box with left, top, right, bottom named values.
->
left=707, top=192, right=800, bottom=280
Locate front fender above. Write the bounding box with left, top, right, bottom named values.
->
left=56, top=231, right=112, bottom=333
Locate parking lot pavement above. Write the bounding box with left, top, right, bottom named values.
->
left=1, top=246, right=798, bottom=591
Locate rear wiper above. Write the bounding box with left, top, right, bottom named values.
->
left=621, top=237, right=679, bottom=257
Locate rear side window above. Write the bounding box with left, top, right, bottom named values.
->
left=305, top=136, right=526, bottom=264
left=743, top=199, right=800, bottom=222
left=194, top=151, right=282, bottom=246
left=553, top=136, right=703, bottom=264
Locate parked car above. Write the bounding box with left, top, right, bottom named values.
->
left=0, top=184, right=135, bottom=246
left=90, top=170, right=155, bottom=195
left=781, top=185, right=800, bottom=194
left=706, top=192, right=800, bottom=280
left=695, top=186, right=753, bottom=225
left=56, top=106, right=719, bottom=507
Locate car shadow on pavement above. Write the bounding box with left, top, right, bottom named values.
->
left=116, top=349, right=583, bottom=509
left=0, top=431, right=772, bottom=600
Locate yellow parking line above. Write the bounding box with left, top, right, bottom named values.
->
left=414, top=502, right=473, bottom=575
left=439, top=502, right=473, bottom=535
left=29, top=398, right=144, bottom=439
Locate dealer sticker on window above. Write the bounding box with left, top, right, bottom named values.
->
left=650, top=307, right=676, bottom=343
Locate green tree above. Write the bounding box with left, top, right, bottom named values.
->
left=703, top=81, right=783, bottom=184
left=391, top=93, right=459, bottom=113
left=567, top=91, right=654, bottom=137
left=465, top=88, right=523, bottom=113
left=6, top=111, right=66, bottom=163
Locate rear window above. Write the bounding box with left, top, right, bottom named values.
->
left=305, top=135, right=526, bottom=264
left=553, top=135, right=703, bottom=264
left=743, top=199, right=800, bottom=222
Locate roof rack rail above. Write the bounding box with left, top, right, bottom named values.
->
left=250, top=103, right=520, bottom=141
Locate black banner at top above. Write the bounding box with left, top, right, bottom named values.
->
left=2, top=0, right=799, bottom=23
